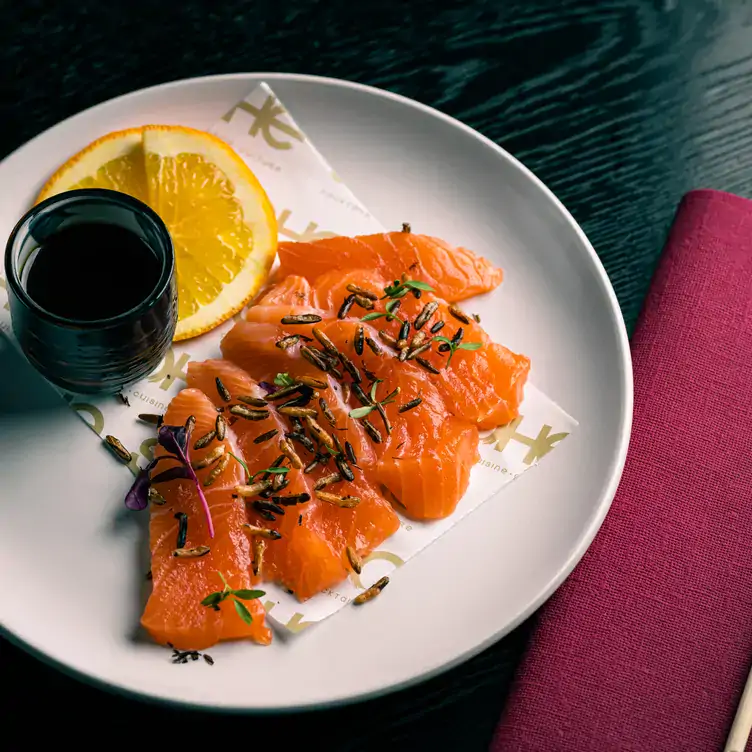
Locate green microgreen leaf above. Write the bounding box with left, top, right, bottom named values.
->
left=458, top=342, right=482, bottom=351
left=229, top=452, right=250, bottom=482
left=233, top=598, right=253, bottom=625
left=200, top=591, right=225, bottom=608
left=385, top=300, right=400, bottom=314
left=370, top=379, right=383, bottom=402
left=217, top=571, right=230, bottom=590
left=249, top=466, right=291, bottom=482
left=403, top=280, right=434, bottom=291
left=231, top=589, right=266, bottom=601
left=349, top=405, right=376, bottom=419
left=361, top=312, right=386, bottom=322
left=274, top=373, right=295, bottom=387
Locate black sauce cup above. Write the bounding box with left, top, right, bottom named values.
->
left=4, top=189, right=177, bottom=395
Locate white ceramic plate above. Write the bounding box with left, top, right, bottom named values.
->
left=0, top=73, right=632, bottom=711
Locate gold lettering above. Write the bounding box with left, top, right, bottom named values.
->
left=285, top=612, right=315, bottom=633
left=69, top=402, right=105, bottom=436
left=221, top=95, right=304, bottom=150
left=349, top=550, right=405, bottom=589
left=483, top=417, right=569, bottom=464
left=147, top=348, right=190, bottom=391
left=277, top=209, right=339, bottom=242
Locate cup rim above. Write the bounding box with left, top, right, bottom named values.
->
left=4, top=188, right=175, bottom=329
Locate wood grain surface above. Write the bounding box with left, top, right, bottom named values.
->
left=3, top=0, right=752, bottom=748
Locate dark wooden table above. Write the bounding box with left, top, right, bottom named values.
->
left=3, top=0, right=752, bottom=748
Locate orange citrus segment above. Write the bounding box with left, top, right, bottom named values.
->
left=35, top=128, right=147, bottom=205
left=33, top=125, right=278, bottom=342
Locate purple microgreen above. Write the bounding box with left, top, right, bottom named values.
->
left=258, top=381, right=276, bottom=394
left=152, top=423, right=215, bottom=539
left=150, top=465, right=192, bottom=484
left=124, top=461, right=156, bottom=511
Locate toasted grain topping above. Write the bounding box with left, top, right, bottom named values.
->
left=346, top=546, right=362, bottom=574
left=242, top=524, right=282, bottom=540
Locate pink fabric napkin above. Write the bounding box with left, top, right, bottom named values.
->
left=492, top=189, right=752, bottom=752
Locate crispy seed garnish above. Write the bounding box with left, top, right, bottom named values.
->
left=290, top=416, right=304, bottom=433
left=203, top=453, right=230, bottom=487
left=448, top=304, right=471, bottom=325
left=397, top=346, right=409, bottom=362
left=286, top=432, right=316, bottom=453
left=281, top=314, right=322, bottom=325
left=472, top=313, right=481, bottom=323
left=173, top=545, right=211, bottom=558
left=215, top=414, right=227, bottom=442
left=354, top=325, right=365, bottom=356
left=235, top=480, right=272, bottom=497
left=353, top=576, right=389, bottom=604
left=192, top=444, right=226, bottom=470
left=414, top=301, right=439, bottom=330
left=314, top=472, right=342, bottom=491
left=272, top=493, right=311, bottom=506
left=353, top=294, right=375, bottom=310
left=378, top=330, right=399, bottom=350
left=362, top=363, right=379, bottom=382
left=257, top=509, right=276, bottom=522
left=398, top=320, right=410, bottom=343
left=362, top=418, right=383, bottom=444
left=332, top=432, right=345, bottom=456
left=193, top=430, right=216, bottom=450
left=230, top=405, right=270, bottom=420
left=185, top=415, right=196, bottom=437
left=304, top=416, right=336, bottom=452
left=389, top=298, right=402, bottom=313
left=311, top=326, right=339, bottom=355
left=301, top=345, right=330, bottom=372
left=237, top=395, right=268, bottom=408
left=346, top=284, right=378, bottom=300
left=253, top=428, right=279, bottom=444
left=264, top=455, right=287, bottom=478
left=406, top=342, right=432, bottom=360
left=298, top=514, right=303, bottom=525
left=138, top=413, right=163, bottom=426
left=401, top=222, right=411, bottom=233
left=411, top=331, right=427, bottom=348
left=399, top=398, right=422, bottom=413
left=375, top=402, right=392, bottom=435
left=365, top=336, right=382, bottom=355
left=338, top=352, right=362, bottom=383
left=338, top=294, right=356, bottom=319
left=298, top=375, right=328, bottom=390
left=272, top=471, right=288, bottom=492
left=336, top=455, right=355, bottom=482
left=148, top=487, right=166, bottom=505
left=451, top=327, right=465, bottom=345
left=252, top=537, right=265, bottom=577
left=416, top=357, right=441, bottom=374
left=276, top=334, right=300, bottom=350
left=315, top=491, right=361, bottom=508
left=253, top=500, right=285, bottom=516
left=278, top=393, right=312, bottom=410
left=279, top=438, right=304, bottom=469
left=304, top=459, right=320, bottom=474
left=344, top=441, right=357, bottom=465
left=242, top=524, right=282, bottom=540
left=430, top=320, right=445, bottom=334
left=215, top=377, right=232, bottom=402
left=341, top=382, right=352, bottom=403
left=319, top=398, right=336, bottom=426
left=346, top=546, right=362, bottom=574
left=117, top=392, right=130, bottom=406
left=438, top=342, right=451, bottom=353
left=264, top=383, right=302, bottom=401
left=352, top=383, right=372, bottom=407
left=104, top=435, right=132, bottom=464
left=330, top=366, right=344, bottom=380
left=412, top=288, right=422, bottom=299
left=278, top=406, right=317, bottom=418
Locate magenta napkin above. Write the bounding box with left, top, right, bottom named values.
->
left=492, top=189, right=752, bottom=752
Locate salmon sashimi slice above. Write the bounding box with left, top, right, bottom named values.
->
left=275, top=232, right=504, bottom=301
left=256, top=275, right=313, bottom=307
left=140, top=388, right=271, bottom=650
left=186, top=359, right=399, bottom=601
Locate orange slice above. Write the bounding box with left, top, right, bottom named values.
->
left=33, top=125, right=278, bottom=341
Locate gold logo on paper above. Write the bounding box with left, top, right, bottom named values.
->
left=0, top=275, right=9, bottom=311
left=284, top=612, right=316, bottom=633
left=69, top=401, right=105, bottom=436
left=221, top=95, right=304, bottom=151
left=147, top=348, right=190, bottom=391
left=482, top=417, right=569, bottom=465
left=349, top=550, right=405, bottom=589
left=277, top=209, right=338, bottom=242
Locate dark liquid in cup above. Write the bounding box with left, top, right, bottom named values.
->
left=24, top=222, right=162, bottom=321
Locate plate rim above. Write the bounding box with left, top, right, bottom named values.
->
left=0, top=71, right=634, bottom=712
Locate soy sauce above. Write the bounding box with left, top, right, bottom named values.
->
left=24, top=222, right=162, bottom=321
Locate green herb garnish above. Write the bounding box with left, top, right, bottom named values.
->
left=433, top=336, right=482, bottom=365
left=249, top=466, right=290, bottom=482
left=382, top=279, right=434, bottom=300
left=201, top=571, right=265, bottom=624
left=229, top=452, right=250, bottom=482
left=349, top=379, right=399, bottom=419
left=274, top=373, right=295, bottom=387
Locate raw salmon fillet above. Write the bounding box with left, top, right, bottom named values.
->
left=139, top=231, right=528, bottom=646
left=274, top=232, right=504, bottom=301
left=141, top=388, right=271, bottom=650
